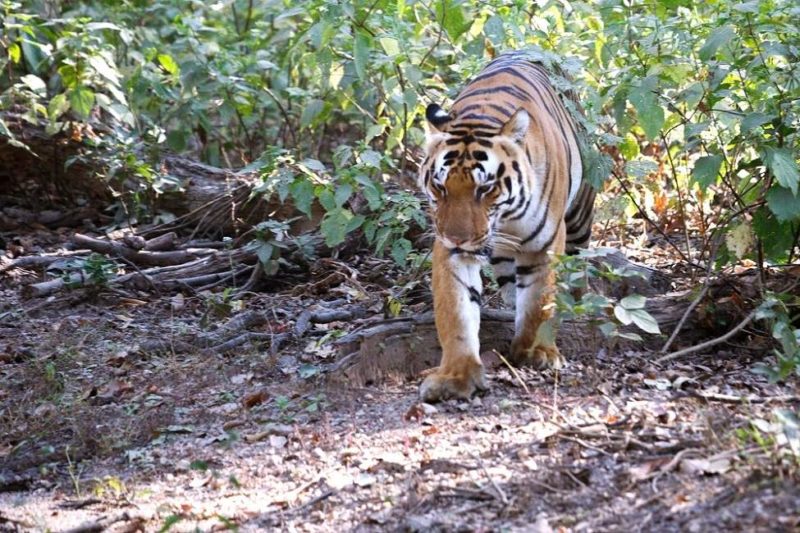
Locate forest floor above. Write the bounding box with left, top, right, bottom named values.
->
left=1, top=229, right=799, bottom=532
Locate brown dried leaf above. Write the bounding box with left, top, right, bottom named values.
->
left=242, top=390, right=269, bottom=409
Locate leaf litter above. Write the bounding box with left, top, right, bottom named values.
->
left=0, top=245, right=799, bottom=531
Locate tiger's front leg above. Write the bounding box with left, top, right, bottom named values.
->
left=509, top=249, right=564, bottom=370
left=419, top=240, right=488, bottom=402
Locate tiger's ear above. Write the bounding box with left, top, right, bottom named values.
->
left=425, top=103, right=452, bottom=132
left=500, top=108, right=530, bottom=143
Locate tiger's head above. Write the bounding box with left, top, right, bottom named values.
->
left=419, top=103, right=540, bottom=255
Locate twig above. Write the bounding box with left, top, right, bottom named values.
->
left=560, top=435, right=614, bottom=457
left=287, top=489, right=335, bottom=514
left=528, top=478, right=568, bottom=494
left=472, top=454, right=509, bottom=506
left=493, top=350, right=530, bottom=395
left=203, top=332, right=289, bottom=355
left=691, top=391, right=799, bottom=404
left=661, top=284, right=708, bottom=353
left=656, top=307, right=758, bottom=363
left=60, top=512, right=141, bottom=533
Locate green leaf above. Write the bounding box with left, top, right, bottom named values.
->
left=20, top=74, right=46, bottom=95
left=166, top=130, right=187, bottom=152
left=353, top=31, right=371, bottom=80
left=620, top=294, right=646, bottom=309
left=321, top=208, right=363, bottom=247
left=334, top=182, right=353, bottom=207
left=364, top=123, right=385, bottom=144
left=629, top=308, right=661, bottom=334
left=619, top=133, right=639, bottom=160
left=317, top=188, right=336, bottom=212
left=483, top=15, right=505, bottom=42
left=752, top=207, right=793, bottom=263
left=157, top=54, right=179, bottom=75
left=256, top=242, right=275, bottom=266
left=434, top=0, right=471, bottom=41
left=289, top=178, right=315, bottom=217
left=379, top=37, right=400, bottom=57
left=699, top=26, right=736, bottom=61
left=69, top=86, right=95, bottom=120
left=354, top=174, right=383, bottom=210
left=359, top=149, right=383, bottom=169
left=762, top=147, right=799, bottom=195
left=614, top=305, right=632, bottom=325
left=300, top=99, right=324, bottom=129
left=629, top=83, right=664, bottom=140
left=8, top=42, right=21, bottom=63
left=579, top=137, right=612, bottom=189
left=692, top=154, right=723, bottom=190
left=47, top=93, right=70, bottom=120
left=741, top=112, right=773, bottom=132
left=390, top=238, right=412, bottom=265
left=766, top=186, right=800, bottom=222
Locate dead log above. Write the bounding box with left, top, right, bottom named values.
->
left=328, top=294, right=694, bottom=388
left=72, top=233, right=216, bottom=267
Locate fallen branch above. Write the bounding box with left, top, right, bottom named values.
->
left=690, top=391, right=799, bottom=404
left=60, top=512, right=143, bottom=533
left=74, top=233, right=216, bottom=267
left=661, top=284, right=709, bottom=353
left=201, top=331, right=290, bottom=355
left=656, top=307, right=758, bottom=364
left=0, top=250, right=89, bottom=274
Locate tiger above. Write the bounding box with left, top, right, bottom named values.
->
left=417, top=51, right=597, bottom=402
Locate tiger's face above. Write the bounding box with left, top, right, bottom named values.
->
left=419, top=103, right=532, bottom=254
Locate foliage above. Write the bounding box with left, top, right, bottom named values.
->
left=753, top=294, right=800, bottom=380
left=554, top=248, right=660, bottom=342
left=2, top=1, right=800, bottom=362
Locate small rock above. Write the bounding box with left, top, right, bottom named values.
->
left=420, top=403, right=438, bottom=415
left=269, top=435, right=287, bottom=449
left=312, top=447, right=326, bottom=460
left=354, top=472, right=376, bottom=487
left=471, top=397, right=483, bottom=408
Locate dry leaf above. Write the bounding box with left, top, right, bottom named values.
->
left=404, top=403, right=425, bottom=422
left=242, top=390, right=269, bottom=409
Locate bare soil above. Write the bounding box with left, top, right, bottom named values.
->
left=1, top=231, right=799, bottom=533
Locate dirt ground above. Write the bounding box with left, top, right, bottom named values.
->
left=1, top=232, right=799, bottom=532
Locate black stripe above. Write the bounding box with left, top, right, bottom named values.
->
left=490, top=256, right=513, bottom=264
left=471, top=66, right=543, bottom=96
left=496, top=275, right=515, bottom=286
left=497, top=162, right=506, bottom=178
left=516, top=261, right=548, bottom=276
left=505, top=196, right=533, bottom=221
left=455, top=103, right=514, bottom=118
left=467, top=286, right=482, bottom=305
left=455, top=85, right=531, bottom=105
left=454, top=113, right=505, bottom=125
left=567, top=225, right=592, bottom=246
left=447, top=122, right=500, bottom=132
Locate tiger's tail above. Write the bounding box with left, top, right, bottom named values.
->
left=564, top=180, right=596, bottom=255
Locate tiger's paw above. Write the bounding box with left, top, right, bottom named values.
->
left=509, top=341, right=564, bottom=370
left=419, top=362, right=488, bottom=403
